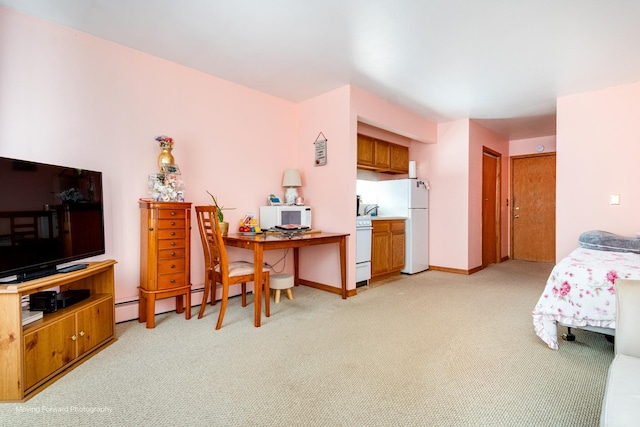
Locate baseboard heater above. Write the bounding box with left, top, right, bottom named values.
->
left=114, top=287, right=207, bottom=307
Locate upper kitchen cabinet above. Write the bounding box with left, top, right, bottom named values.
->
left=357, top=134, right=375, bottom=167
left=389, top=143, right=409, bottom=173
left=357, top=134, right=408, bottom=174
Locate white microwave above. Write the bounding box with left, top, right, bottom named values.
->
left=259, top=205, right=312, bottom=230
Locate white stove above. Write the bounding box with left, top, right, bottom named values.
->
left=356, top=215, right=373, bottom=285
left=356, top=216, right=372, bottom=228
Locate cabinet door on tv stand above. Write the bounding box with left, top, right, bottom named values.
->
left=76, top=297, right=114, bottom=356
left=23, top=315, right=76, bottom=390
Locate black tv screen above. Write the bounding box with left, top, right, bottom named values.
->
left=0, top=156, right=105, bottom=282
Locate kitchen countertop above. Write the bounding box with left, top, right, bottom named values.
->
left=370, top=216, right=407, bottom=220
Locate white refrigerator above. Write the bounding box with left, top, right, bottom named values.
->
left=377, top=178, right=429, bottom=274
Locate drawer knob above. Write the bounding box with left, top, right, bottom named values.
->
left=171, top=252, right=176, bottom=256
left=79, top=331, right=85, bottom=337
left=149, top=227, right=154, bottom=231
left=171, top=241, right=176, bottom=246
left=170, top=279, right=176, bottom=283
left=171, top=264, right=175, bottom=269
left=71, top=335, right=77, bottom=341
left=171, top=221, right=176, bottom=226
left=171, top=232, right=175, bottom=236
left=171, top=211, right=176, bottom=216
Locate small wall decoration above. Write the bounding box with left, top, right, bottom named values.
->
left=314, top=132, right=327, bottom=166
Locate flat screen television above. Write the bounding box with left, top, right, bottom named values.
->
left=0, top=156, right=105, bottom=282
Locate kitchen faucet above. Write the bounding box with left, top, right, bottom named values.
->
left=364, top=204, right=379, bottom=215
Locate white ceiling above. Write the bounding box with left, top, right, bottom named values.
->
left=3, top=0, right=640, bottom=140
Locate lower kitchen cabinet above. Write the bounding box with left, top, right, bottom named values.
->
left=371, top=219, right=406, bottom=280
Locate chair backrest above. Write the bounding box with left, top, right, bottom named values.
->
left=614, top=279, right=640, bottom=357
left=195, top=206, right=229, bottom=277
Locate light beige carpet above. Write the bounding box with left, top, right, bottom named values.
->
left=1, top=260, right=614, bottom=426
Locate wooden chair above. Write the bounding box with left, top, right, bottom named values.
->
left=195, top=206, right=270, bottom=329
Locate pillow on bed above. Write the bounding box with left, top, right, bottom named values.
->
left=578, top=230, right=640, bottom=254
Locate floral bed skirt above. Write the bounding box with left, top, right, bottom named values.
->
left=532, top=247, right=640, bottom=349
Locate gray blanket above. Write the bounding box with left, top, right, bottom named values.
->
left=578, top=230, right=640, bottom=254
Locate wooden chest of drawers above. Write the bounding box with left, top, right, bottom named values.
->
left=138, top=200, right=192, bottom=328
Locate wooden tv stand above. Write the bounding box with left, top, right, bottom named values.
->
left=0, top=260, right=117, bottom=402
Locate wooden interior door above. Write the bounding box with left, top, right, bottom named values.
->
left=482, top=149, right=500, bottom=267
left=511, top=154, right=556, bottom=262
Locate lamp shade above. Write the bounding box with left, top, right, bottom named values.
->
left=282, top=169, right=302, bottom=187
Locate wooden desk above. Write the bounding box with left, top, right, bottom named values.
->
left=223, top=232, right=349, bottom=327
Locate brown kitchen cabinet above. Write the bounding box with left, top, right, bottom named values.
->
left=0, top=260, right=117, bottom=402
left=357, top=134, right=409, bottom=174
left=138, top=200, right=192, bottom=328
left=371, top=219, right=406, bottom=280
left=390, top=143, right=409, bottom=173
left=357, top=134, right=375, bottom=167
left=373, top=139, right=390, bottom=169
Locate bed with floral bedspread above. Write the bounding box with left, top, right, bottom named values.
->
left=532, top=247, right=640, bottom=349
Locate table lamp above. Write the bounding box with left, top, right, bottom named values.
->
left=282, top=169, right=302, bottom=205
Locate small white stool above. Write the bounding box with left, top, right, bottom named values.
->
left=270, top=273, right=294, bottom=303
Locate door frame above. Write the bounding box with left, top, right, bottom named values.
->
left=482, top=147, right=501, bottom=266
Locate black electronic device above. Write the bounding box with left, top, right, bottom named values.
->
left=56, top=289, right=90, bottom=308
left=57, top=263, right=89, bottom=273
left=0, top=156, right=105, bottom=282
left=29, top=291, right=58, bottom=313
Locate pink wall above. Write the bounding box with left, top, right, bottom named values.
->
left=425, top=120, right=471, bottom=270
left=0, top=7, right=299, bottom=320
left=13, top=4, right=635, bottom=317
left=358, top=123, right=412, bottom=148
left=469, top=121, right=510, bottom=266
left=510, top=135, right=556, bottom=156
left=0, top=7, right=442, bottom=321
left=556, top=82, right=640, bottom=259
left=419, top=119, right=509, bottom=272
left=295, top=86, right=354, bottom=288
left=350, top=87, right=437, bottom=144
